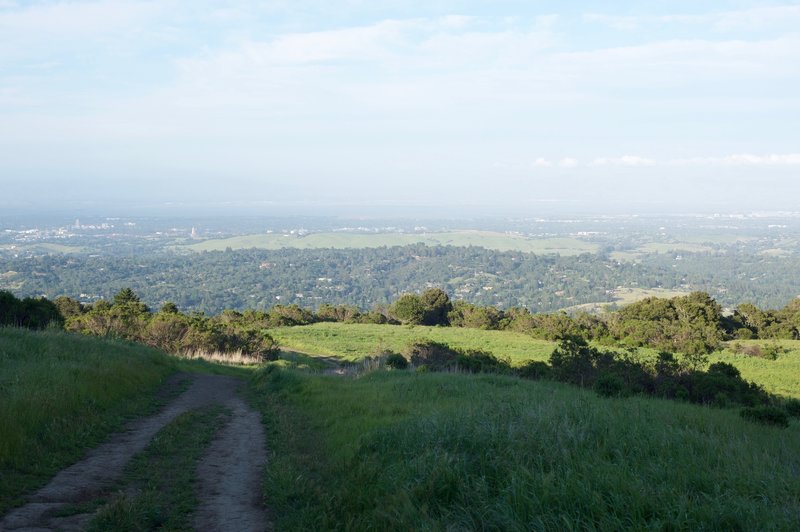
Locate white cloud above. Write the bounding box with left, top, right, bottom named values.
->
left=585, top=6, right=800, bottom=33
left=671, top=154, right=800, bottom=166
left=592, top=155, right=656, bottom=167
left=529, top=153, right=800, bottom=169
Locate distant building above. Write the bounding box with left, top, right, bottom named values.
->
left=191, top=227, right=198, bottom=239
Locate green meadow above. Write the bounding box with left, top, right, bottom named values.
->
left=270, top=322, right=555, bottom=364
left=4, top=324, right=800, bottom=530
left=183, top=231, right=599, bottom=255
left=271, top=323, right=800, bottom=398
left=252, top=368, right=800, bottom=530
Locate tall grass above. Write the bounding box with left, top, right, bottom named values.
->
left=0, top=327, right=175, bottom=514
left=176, top=348, right=264, bottom=366
left=251, top=368, right=800, bottom=530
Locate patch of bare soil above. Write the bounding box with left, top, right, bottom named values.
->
left=0, top=373, right=268, bottom=531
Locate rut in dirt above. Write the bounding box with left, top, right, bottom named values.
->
left=0, top=373, right=269, bottom=532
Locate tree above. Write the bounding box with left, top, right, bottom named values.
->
left=160, top=301, right=180, bottom=314
left=419, top=288, right=452, bottom=326
left=389, top=294, right=426, bottom=325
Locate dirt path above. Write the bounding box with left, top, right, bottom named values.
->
left=193, top=392, right=268, bottom=531
left=0, top=373, right=269, bottom=531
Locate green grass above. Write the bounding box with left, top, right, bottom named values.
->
left=0, top=327, right=177, bottom=514
left=270, top=322, right=555, bottom=365
left=251, top=368, right=800, bottom=530
left=87, top=405, right=230, bottom=531
left=182, top=231, right=599, bottom=255
left=714, top=340, right=800, bottom=399
left=0, top=243, right=86, bottom=254
left=271, top=323, right=800, bottom=398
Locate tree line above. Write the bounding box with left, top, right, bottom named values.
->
left=0, top=289, right=279, bottom=361
left=4, top=286, right=800, bottom=358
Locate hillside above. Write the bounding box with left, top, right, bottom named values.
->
left=252, top=368, right=800, bottom=530
left=271, top=322, right=800, bottom=398
left=0, top=327, right=175, bottom=514
left=181, top=231, right=600, bottom=255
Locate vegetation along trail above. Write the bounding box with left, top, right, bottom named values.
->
left=0, top=373, right=268, bottom=531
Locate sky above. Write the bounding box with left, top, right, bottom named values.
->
left=1, top=0, right=799, bottom=215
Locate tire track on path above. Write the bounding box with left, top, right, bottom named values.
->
left=0, top=373, right=268, bottom=531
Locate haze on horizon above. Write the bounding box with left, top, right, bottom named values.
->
left=1, top=0, right=799, bottom=215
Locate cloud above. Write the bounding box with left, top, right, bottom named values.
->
left=591, top=155, right=656, bottom=167
left=584, top=6, right=800, bottom=33
left=530, top=153, right=800, bottom=169
left=671, top=154, right=800, bottom=166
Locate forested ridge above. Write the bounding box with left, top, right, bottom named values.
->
left=3, top=245, right=800, bottom=314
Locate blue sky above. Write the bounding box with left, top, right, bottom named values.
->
left=1, top=1, right=799, bottom=213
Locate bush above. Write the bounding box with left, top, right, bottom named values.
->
left=454, top=350, right=512, bottom=374
left=782, top=398, right=800, bottom=418
left=404, top=341, right=459, bottom=371
left=385, top=353, right=409, bottom=370
left=740, top=406, right=789, bottom=428
left=707, top=362, right=741, bottom=379
left=594, top=373, right=627, bottom=398
left=762, top=344, right=783, bottom=360
left=517, top=360, right=550, bottom=380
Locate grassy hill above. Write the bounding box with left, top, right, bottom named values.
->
left=251, top=368, right=800, bottom=530
left=0, top=327, right=176, bottom=513
left=271, top=322, right=800, bottom=398
left=270, top=322, right=554, bottom=365
left=182, top=231, right=599, bottom=255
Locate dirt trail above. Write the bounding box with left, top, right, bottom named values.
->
left=193, top=392, right=268, bottom=531
left=0, top=373, right=268, bottom=531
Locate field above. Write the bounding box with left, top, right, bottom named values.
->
left=610, top=242, right=714, bottom=261
left=252, top=368, right=800, bottom=530
left=182, top=231, right=599, bottom=255
left=270, top=322, right=555, bottom=365
left=563, top=287, right=692, bottom=313
left=714, top=340, right=800, bottom=398
left=0, top=243, right=85, bottom=254
left=4, top=324, right=800, bottom=530
left=271, top=323, right=800, bottom=398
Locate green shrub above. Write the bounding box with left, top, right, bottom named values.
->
left=594, top=373, right=627, bottom=397
left=740, top=406, right=789, bottom=428
left=782, top=398, right=800, bottom=418
left=404, top=341, right=459, bottom=371
left=708, top=362, right=741, bottom=379
left=517, top=360, right=550, bottom=380
left=454, top=349, right=512, bottom=374
left=385, top=353, right=408, bottom=370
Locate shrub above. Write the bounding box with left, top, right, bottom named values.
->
left=707, top=362, right=741, bottom=379
left=385, top=353, right=409, bottom=370
left=454, top=350, right=511, bottom=374
left=782, top=398, right=800, bottom=418
left=740, top=406, right=789, bottom=428
left=594, top=373, right=627, bottom=398
left=517, top=360, right=551, bottom=380
left=762, top=344, right=783, bottom=360
left=404, top=341, right=459, bottom=371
